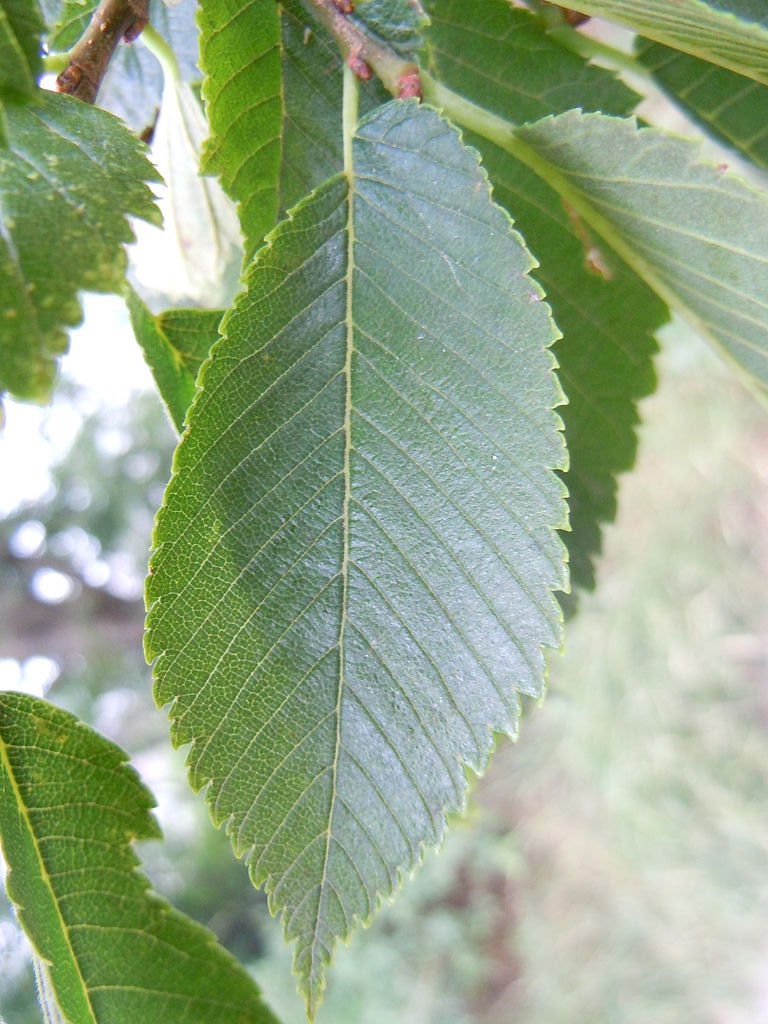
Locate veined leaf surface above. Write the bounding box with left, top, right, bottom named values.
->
left=423, top=0, right=667, bottom=594
left=199, top=0, right=386, bottom=257
left=0, top=692, right=278, bottom=1024
left=146, top=98, right=567, bottom=1015
left=0, top=91, right=160, bottom=402
left=515, top=110, right=768, bottom=390
left=423, top=0, right=637, bottom=123
left=559, top=0, right=768, bottom=85
left=638, top=39, right=768, bottom=171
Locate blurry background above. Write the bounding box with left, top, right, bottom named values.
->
left=1, top=300, right=767, bottom=1023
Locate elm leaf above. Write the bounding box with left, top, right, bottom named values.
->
left=0, top=692, right=279, bottom=1024
left=422, top=0, right=667, bottom=594
left=515, top=110, right=768, bottom=389
left=558, top=0, right=768, bottom=85
left=0, top=91, right=160, bottom=402
left=146, top=98, right=567, bottom=1016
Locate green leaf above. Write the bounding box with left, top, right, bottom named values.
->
left=479, top=149, right=665, bottom=596
left=146, top=98, right=567, bottom=1015
left=200, top=0, right=386, bottom=257
left=637, top=39, right=768, bottom=171
left=350, top=0, right=427, bottom=59
left=422, top=0, right=667, bottom=593
left=558, top=0, right=768, bottom=85
left=46, top=0, right=94, bottom=50
left=0, top=91, right=160, bottom=402
left=0, top=692, right=279, bottom=1024
left=0, top=0, right=43, bottom=99
left=127, top=288, right=222, bottom=432
left=422, top=0, right=637, bottom=123
left=513, top=110, right=768, bottom=389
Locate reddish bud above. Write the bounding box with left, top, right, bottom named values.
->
left=347, top=52, right=372, bottom=81
left=397, top=70, right=421, bottom=100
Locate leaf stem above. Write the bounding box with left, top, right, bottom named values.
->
left=546, top=26, right=653, bottom=81
left=56, top=0, right=149, bottom=104
left=342, top=63, right=359, bottom=177
left=139, top=23, right=181, bottom=83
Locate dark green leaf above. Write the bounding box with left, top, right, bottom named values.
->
left=0, top=0, right=43, bottom=99
left=0, top=692, right=279, bottom=1024
left=146, top=99, right=567, bottom=1015
left=0, top=91, right=160, bottom=402
left=638, top=39, right=768, bottom=171
left=127, top=288, right=223, bottom=431
left=422, top=0, right=637, bottom=123
left=423, top=0, right=666, bottom=593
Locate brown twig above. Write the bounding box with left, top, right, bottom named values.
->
left=301, top=0, right=419, bottom=97
left=56, top=0, right=149, bottom=104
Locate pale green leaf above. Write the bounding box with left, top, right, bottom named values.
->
left=146, top=100, right=567, bottom=1015
left=129, top=74, right=242, bottom=308
left=127, top=288, right=222, bottom=431
left=45, top=1, right=201, bottom=131
left=422, top=0, right=667, bottom=593
left=96, top=0, right=201, bottom=132
left=514, top=111, right=768, bottom=389
left=199, top=0, right=386, bottom=257
left=0, top=91, right=160, bottom=402
left=0, top=692, right=279, bottom=1024
left=560, top=0, right=768, bottom=85
left=638, top=39, right=768, bottom=171
left=0, top=0, right=43, bottom=99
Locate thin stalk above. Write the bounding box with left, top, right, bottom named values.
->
left=56, top=0, right=149, bottom=104
left=140, top=23, right=181, bottom=83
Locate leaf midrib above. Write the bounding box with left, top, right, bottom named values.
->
left=307, top=66, right=359, bottom=1002
left=0, top=724, right=98, bottom=1024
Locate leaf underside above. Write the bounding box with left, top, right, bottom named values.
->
left=422, top=0, right=668, bottom=594
left=638, top=38, right=768, bottom=171
left=561, top=0, right=768, bottom=84
left=516, top=110, right=768, bottom=390
left=0, top=692, right=278, bottom=1024
left=146, top=100, right=567, bottom=1014
left=0, top=91, right=160, bottom=402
